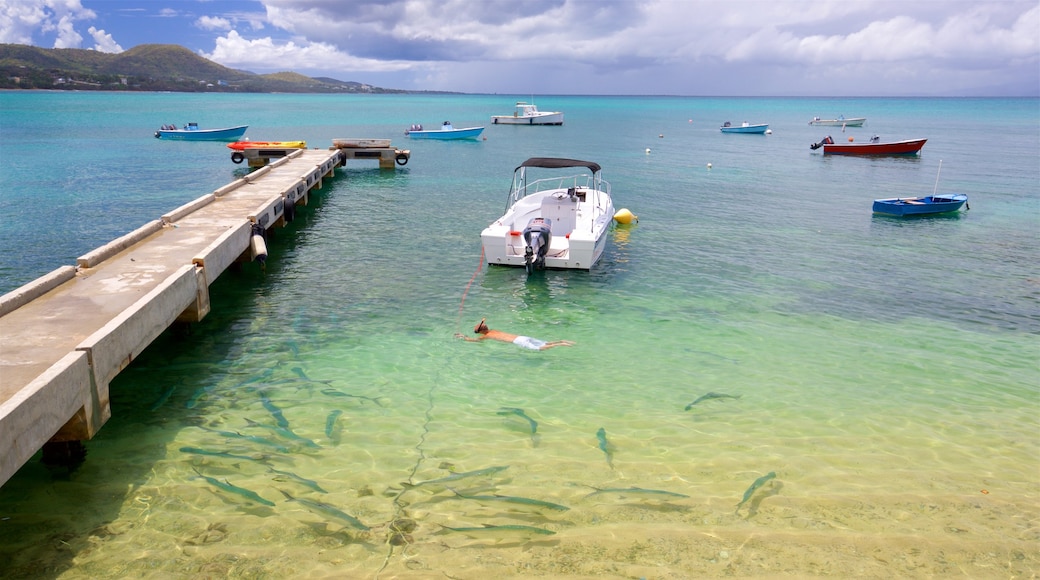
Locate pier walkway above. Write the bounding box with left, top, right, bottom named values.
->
left=0, top=146, right=362, bottom=487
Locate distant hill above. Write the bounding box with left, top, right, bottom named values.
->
left=0, top=43, right=433, bottom=93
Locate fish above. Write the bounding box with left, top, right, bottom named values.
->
left=449, top=488, right=569, bottom=512
left=497, top=407, right=538, bottom=435
left=268, top=467, right=328, bottom=494
left=185, top=385, right=213, bottom=409
left=150, top=384, right=177, bottom=411
left=596, top=427, right=615, bottom=469
left=684, top=392, right=742, bottom=411
left=320, top=388, right=386, bottom=407
left=244, top=418, right=320, bottom=449
left=402, top=465, right=510, bottom=489
left=736, top=471, right=777, bottom=510
left=260, top=396, right=290, bottom=429
left=201, top=427, right=291, bottom=453
left=179, top=446, right=268, bottom=463
left=192, top=468, right=275, bottom=506
left=279, top=490, right=369, bottom=530
left=325, top=409, right=343, bottom=443
left=291, top=366, right=333, bottom=385
left=584, top=485, right=690, bottom=499
left=436, top=523, right=556, bottom=540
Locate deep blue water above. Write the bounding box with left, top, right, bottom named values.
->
left=0, top=92, right=1037, bottom=577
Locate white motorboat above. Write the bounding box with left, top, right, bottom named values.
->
left=808, top=116, right=866, bottom=127
left=481, top=158, right=614, bottom=273
left=491, top=102, right=564, bottom=125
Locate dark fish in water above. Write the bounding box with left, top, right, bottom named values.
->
left=449, top=488, right=569, bottom=511
left=584, top=485, right=690, bottom=499
left=260, top=396, right=290, bottom=429
left=684, top=392, right=742, bottom=411
left=268, top=467, right=328, bottom=494
left=320, top=388, right=386, bottom=407
left=291, top=366, right=333, bottom=385
left=150, top=383, right=177, bottom=411
left=325, top=409, right=343, bottom=442
left=185, top=385, right=214, bottom=409
left=436, top=523, right=555, bottom=540
left=200, top=427, right=291, bottom=453
left=279, top=490, right=369, bottom=530
left=497, top=407, right=538, bottom=434
left=596, top=427, right=615, bottom=469
left=192, top=468, right=274, bottom=506
left=736, top=471, right=777, bottom=510
left=244, top=418, right=320, bottom=449
left=402, top=465, right=509, bottom=489
left=180, top=446, right=267, bottom=463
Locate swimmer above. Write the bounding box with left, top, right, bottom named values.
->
left=455, top=318, right=574, bottom=351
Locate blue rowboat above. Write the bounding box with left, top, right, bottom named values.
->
left=405, top=121, right=485, bottom=140
left=720, top=121, right=769, bottom=134
left=155, top=123, right=248, bottom=141
left=872, top=194, right=968, bottom=216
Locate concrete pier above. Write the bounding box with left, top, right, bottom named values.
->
left=0, top=145, right=394, bottom=488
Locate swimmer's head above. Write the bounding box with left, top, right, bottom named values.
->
left=474, top=318, right=489, bottom=333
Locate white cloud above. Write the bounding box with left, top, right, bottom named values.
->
left=87, top=26, right=122, bottom=53
left=196, top=15, right=232, bottom=32
left=201, top=30, right=412, bottom=73
left=0, top=0, right=95, bottom=47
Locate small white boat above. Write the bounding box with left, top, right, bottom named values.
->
left=809, top=116, right=866, bottom=127
left=491, top=102, right=564, bottom=125
left=481, top=158, right=614, bottom=273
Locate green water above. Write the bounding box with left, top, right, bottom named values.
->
left=0, top=93, right=1036, bottom=578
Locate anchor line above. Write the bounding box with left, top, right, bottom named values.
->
left=454, top=244, right=485, bottom=335
left=375, top=370, right=437, bottom=577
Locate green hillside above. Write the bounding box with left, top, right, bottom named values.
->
left=0, top=43, right=415, bottom=93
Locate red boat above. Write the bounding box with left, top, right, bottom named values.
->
left=811, top=136, right=926, bottom=155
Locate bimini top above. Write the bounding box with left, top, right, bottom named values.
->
left=517, top=157, right=601, bottom=173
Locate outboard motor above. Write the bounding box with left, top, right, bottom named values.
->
left=810, top=135, right=833, bottom=150
left=522, top=217, right=552, bottom=274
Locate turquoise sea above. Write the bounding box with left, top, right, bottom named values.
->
left=0, top=92, right=1037, bottom=578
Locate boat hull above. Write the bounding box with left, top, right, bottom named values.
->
left=227, top=141, right=306, bottom=150
left=406, top=126, right=485, bottom=140
left=810, top=118, right=866, bottom=127
left=155, top=125, right=248, bottom=141
left=872, top=194, right=967, bottom=216
left=332, top=138, right=392, bottom=148
left=720, top=124, right=769, bottom=134
left=824, top=138, right=927, bottom=155
left=491, top=112, right=564, bottom=125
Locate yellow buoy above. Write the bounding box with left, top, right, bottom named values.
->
left=614, top=208, right=637, bottom=224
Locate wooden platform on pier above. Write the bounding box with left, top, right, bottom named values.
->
left=0, top=146, right=381, bottom=487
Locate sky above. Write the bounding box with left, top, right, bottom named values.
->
left=1, top=0, right=1037, bottom=96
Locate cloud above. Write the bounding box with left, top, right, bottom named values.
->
left=87, top=25, right=122, bottom=53
left=196, top=16, right=232, bottom=32
left=201, top=30, right=412, bottom=73
left=0, top=0, right=95, bottom=48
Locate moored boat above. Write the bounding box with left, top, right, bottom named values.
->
left=809, top=116, right=866, bottom=127
left=872, top=194, right=968, bottom=216
left=155, top=123, right=248, bottom=141
left=405, top=121, right=485, bottom=140
left=491, top=102, right=564, bottom=125
left=480, top=158, right=615, bottom=273
left=331, top=138, right=393, bottom=148
left=811, top=135, right=927, bottom=155
left=720, top=121, right=769, bottom=134
left=227, top=141, right=306, bottom=150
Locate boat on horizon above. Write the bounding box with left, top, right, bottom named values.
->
left=155, top=123, right=248, bottom=141
left=491, top=102, right=564, bottom=125
left=480, top=157, right=614, bottom=274
left=809, top=116, right=866, bottom=127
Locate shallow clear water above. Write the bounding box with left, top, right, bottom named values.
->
left=0, top=92, right=1037, bottom=578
